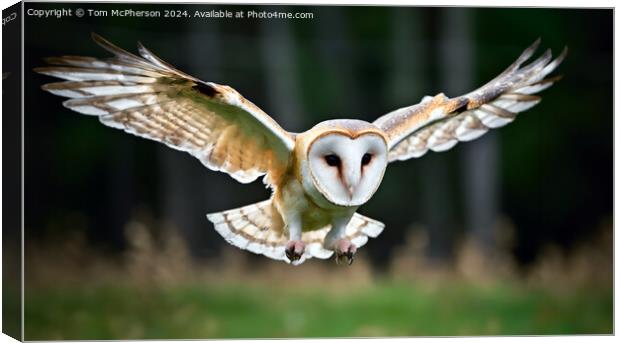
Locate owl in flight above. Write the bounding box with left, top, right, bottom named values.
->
left=36, top=34, right=565, bottom=265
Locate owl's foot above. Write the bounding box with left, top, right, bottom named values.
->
left=285, top=240, right=305, bottom=262
left=334, top=239, right=357, bottom=265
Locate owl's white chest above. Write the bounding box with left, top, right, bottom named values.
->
left=275, top=173, right=356, bottom=233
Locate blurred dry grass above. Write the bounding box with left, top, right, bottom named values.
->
left=25, top=212, right=613, bottom=291
left=21, top=213, right=613, bottom=339
left=26, top=212, right=378, bottom=291
left=390, top=217, right=613, bottom=292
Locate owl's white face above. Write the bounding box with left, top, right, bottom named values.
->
left=307, top=133, right=388, bottom=207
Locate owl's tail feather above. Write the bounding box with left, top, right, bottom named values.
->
left=206, top=199, right=385, bottom=265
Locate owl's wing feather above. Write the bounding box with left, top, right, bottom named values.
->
left=208, top=199, right=384, bottom=265
left=35, top=33, right=294, bottom=185
left=207, top=200, right=290, bottom=262
left=374, top=39, right=566, bottom=162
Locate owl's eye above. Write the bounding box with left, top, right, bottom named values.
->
left=324, top=154, right=341, bottom=167
left=361, top=153, right=373, bottom=166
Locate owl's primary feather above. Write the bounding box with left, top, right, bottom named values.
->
left=374, top=38, right=566, bottom=161
left=36, top=35, right=565, bottom=266
left=35, top=33, right=294, bottom=186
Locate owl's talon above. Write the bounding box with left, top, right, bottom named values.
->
left=335, top=253, right=342, bottom=265
left=334, top=239, right=356, bottom=266
left=285, top=240, right=305, bottom=262
left=347, top=252, right=354, bottom=265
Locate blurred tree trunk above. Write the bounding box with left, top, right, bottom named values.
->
left=259, top=18, right=303, bottom=131
left=388, top=9, right=425, bottom=105
left=386, top=8, right=429, bottom=264
left=420, top=153, right=455, bottom=262
left=439, top=8, right=500, bottom=256
left=159, top=24, right=227, bottom=259
left=415, top=8, right=465, bottom=264
left=462, top=133, right=500, bottom=256
left=102, top=140, right=135, bottom=250
left=313, top=7, right=360, bottom=117
left=421, top=8, right=484, bottom=264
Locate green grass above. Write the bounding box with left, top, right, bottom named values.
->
left=24, top=281, right=612, bottom=339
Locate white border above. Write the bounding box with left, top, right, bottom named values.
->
left=0, top=1, right=617, bottom=343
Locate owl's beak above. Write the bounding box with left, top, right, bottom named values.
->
left=343, top=169, right=360, bottom=200
left=347, top=184, right=355, bottom=198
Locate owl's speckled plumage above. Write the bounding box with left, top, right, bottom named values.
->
left=36, top=34, right=566, bottom=265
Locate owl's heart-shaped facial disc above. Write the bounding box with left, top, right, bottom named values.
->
left=307, top=132, right=388, bottom=207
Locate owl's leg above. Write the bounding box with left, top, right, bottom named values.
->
left=284, top=216, right=305, bottom=263
left=324, top=215, right=356, bottom=265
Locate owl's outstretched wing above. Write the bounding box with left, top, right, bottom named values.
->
left=35, top=33, right=294, bottom=185
left=374, top=39, right=566, bottom=162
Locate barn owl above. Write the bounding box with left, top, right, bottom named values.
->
left=35, top=34, right=566, bottom=265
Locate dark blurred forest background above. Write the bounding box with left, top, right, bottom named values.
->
left=15, top=2, right=613, bottom=339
